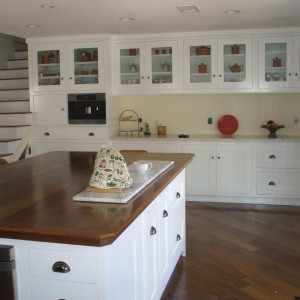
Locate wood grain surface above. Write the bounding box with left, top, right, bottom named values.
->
left=0, top=151, right=193, bottom=246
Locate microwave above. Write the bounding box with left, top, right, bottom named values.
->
left=68, top=93, right=106, bottom=124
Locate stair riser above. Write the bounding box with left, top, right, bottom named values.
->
left=0, top=69, right=28, bottom=79
left=0, top=126, right=29, bottom=138
left=0, top=140, right=20, bottom=153
left=0, top=101, right=30, bottom=112
left=7, top=60, right=28, bottom=69
left=0, top=89, right=29, bottom=100
left=0, top=79, right=29, bottom=89
left=14, top=51, right=28, bottom=60
left=0, top=114, right=32, bottom=126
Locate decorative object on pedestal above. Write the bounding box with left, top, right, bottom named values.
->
left=261, top=120, right=285, bottom=138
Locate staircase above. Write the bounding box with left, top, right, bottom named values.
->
left=0, top=41, right=31, bottom=163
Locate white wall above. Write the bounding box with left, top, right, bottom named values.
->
left=0, top=33, right=14, bottom=69
left=113, top=93, right=300, bottom=136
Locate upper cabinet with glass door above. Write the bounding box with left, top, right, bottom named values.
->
left=258, top=36, right=293, bottom=89
left=184, top=38, right=253, bottom=90
left=32, top=43, right=67, bottom=92
left=114, top=41, right=178, bottom=92
left=68, top=41, right=104, bottom=90
left=31, top=41, right=104, bottom=92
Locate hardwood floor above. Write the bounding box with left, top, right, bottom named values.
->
left=161, top=201, right=300, bottom=300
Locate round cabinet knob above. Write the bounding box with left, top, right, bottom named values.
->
left=44, top=132, right=50, bottom=136
left=176, top=192, right=181, bottom=198
left=213, top=74, right=216, bottom=77
left=268, top=181, right=276, bottom=186
left=52, top=261, right=70, bottom=273
left=176, top=234, right=181, bottom=241
left=60, top=77, right=64, bottom=80
left=89, top=132, right=95, bottom=136
left=219, top=74, right=222, bottom=77
left=61, top=108, right=65, bottom=111
left=295, top=73, right=298, bottom=76
left=218, top=156, right=220, bottom=159
left=211, top=156, right=214, bottom=159
left=269, top=155, right=276, bottom=159
left=150, top=226, right=157, bottom=236
left=69, top=77, right=72, bottom=80
left=163, top=210, right=168, bottom=218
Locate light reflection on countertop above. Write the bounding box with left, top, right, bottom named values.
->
left=111, top=134, right=300, bottom=142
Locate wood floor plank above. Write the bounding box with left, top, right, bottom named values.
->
left=161, top=202, right=300, bottom=300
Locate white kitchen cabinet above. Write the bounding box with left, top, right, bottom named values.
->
left=258, top=36, right=294, bottom=88
left=31, top=41, right=104, bottom=92
left=256, top=143, right=300, bottom=198
left=31, top=125, right=108, bottom=155
left=182, top=143, right=252, bottom=195
left=144, top=198, right=160, bottom=300
left=184, top=37, right=253, bottom=90
left=33, top=94, right=68, bottom=125
left=293, top=36, right=300, bottom=87
left=110, top=140, right=178, bottom=153
left=114, top=41, right=179, bottom=92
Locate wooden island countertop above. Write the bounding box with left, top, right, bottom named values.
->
left=0, top=151, right=193, bottom=247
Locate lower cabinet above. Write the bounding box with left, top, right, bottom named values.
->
left=32, top=125, right=109, bottom=155
left=0, top=170, right=186, bottom=300
left=182, top=142, right=252, bottom=196
left=256, top=143, right=300, bottom=198
left=110, top=140, right=179, bottom=153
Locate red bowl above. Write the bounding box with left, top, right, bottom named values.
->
left=218, top=115, right=239, bottom=135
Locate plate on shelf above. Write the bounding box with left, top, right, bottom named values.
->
left=218, top=115, right=238, bottom=135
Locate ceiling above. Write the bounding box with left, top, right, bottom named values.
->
left=1, top=0, right=300, bottom=39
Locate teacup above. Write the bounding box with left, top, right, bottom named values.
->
left=134, top=162, right=152, bottom=173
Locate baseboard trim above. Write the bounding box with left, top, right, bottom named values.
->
left=186, top=194, right=300, bottom=206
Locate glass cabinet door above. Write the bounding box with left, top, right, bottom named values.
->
left=259, top=36, right=293, bottom=88
left=68, top=42, right=104, bottom=90
left=35, top=46, right=65, bottom=91
left=150, top=46, right=173, bottom=85
left=218, top=38, right=253, bottom=89
left=119, top=46, right=142, bottom=86
left=147, top=41, right=178, bottom=90
left=184, top=40, right=217, bottom=89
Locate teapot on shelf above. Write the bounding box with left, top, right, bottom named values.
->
left=161, top=62, right=172, bottom=72
left=128, top=63, right=139, bottom=73
left=228, top=63, right=244, bottom=73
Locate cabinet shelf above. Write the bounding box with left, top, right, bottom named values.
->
left=224, top=54, right=245, bottom=58
left=74, top=61, right=98, bottom=65
left=38, top=63, right=60, bottom=67
left=265, top=50, right=287, bottom=55
left=153, top=71, right=172, bottom=75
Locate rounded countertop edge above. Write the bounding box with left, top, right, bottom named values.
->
left=111, top=134, right=300, bottom=142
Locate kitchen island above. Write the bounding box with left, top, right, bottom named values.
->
left=0, top=151, right=193, bottom=300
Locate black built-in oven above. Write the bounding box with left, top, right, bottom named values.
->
left=68, top=93, right=106, bottom=124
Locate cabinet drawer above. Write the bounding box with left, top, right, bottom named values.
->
left=257, top=171, right=300, bottom=197
left=170, top=170, right=185, bottom=211
left=257, top=144, right=300, bottom=169
left=29, top=248, right=98, bottom=283
left=33, top=126, right=108, bottom=140
left=32, top=285, right=98, bottom=300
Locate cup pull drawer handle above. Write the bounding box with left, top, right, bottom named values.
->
left=176, top=192, right=181, bottom=198
left=44, top=132, right=50, bottom=136
left=268, top=181, right=276, bottom=186
left=163, top=210, right=168, bottom=218
left=269, top=155, right=276, bottom=159
left=150, top=226, right=157, bottom=236
left=89, top=132, right=95, bottom=136
left=176, top=234, right=181, bottom=241
left=52, top=261, right=70, bottom=273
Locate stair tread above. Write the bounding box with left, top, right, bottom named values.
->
left=0, top=153, right=13, bottom=157
left=7, top=59, right=28, bottom=61
left=0, top=137, right=22, bottom=142
left=0, top=88, right=29, bottom=91
left=0, top=100, right=29, bottom=102
left=0, top=77, right=29, bottom=80
left=0, top=68, right=28, bottom=71
left=0, top=111, right=31, bottom=114
left=0, top=124, right=30, bottom=128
